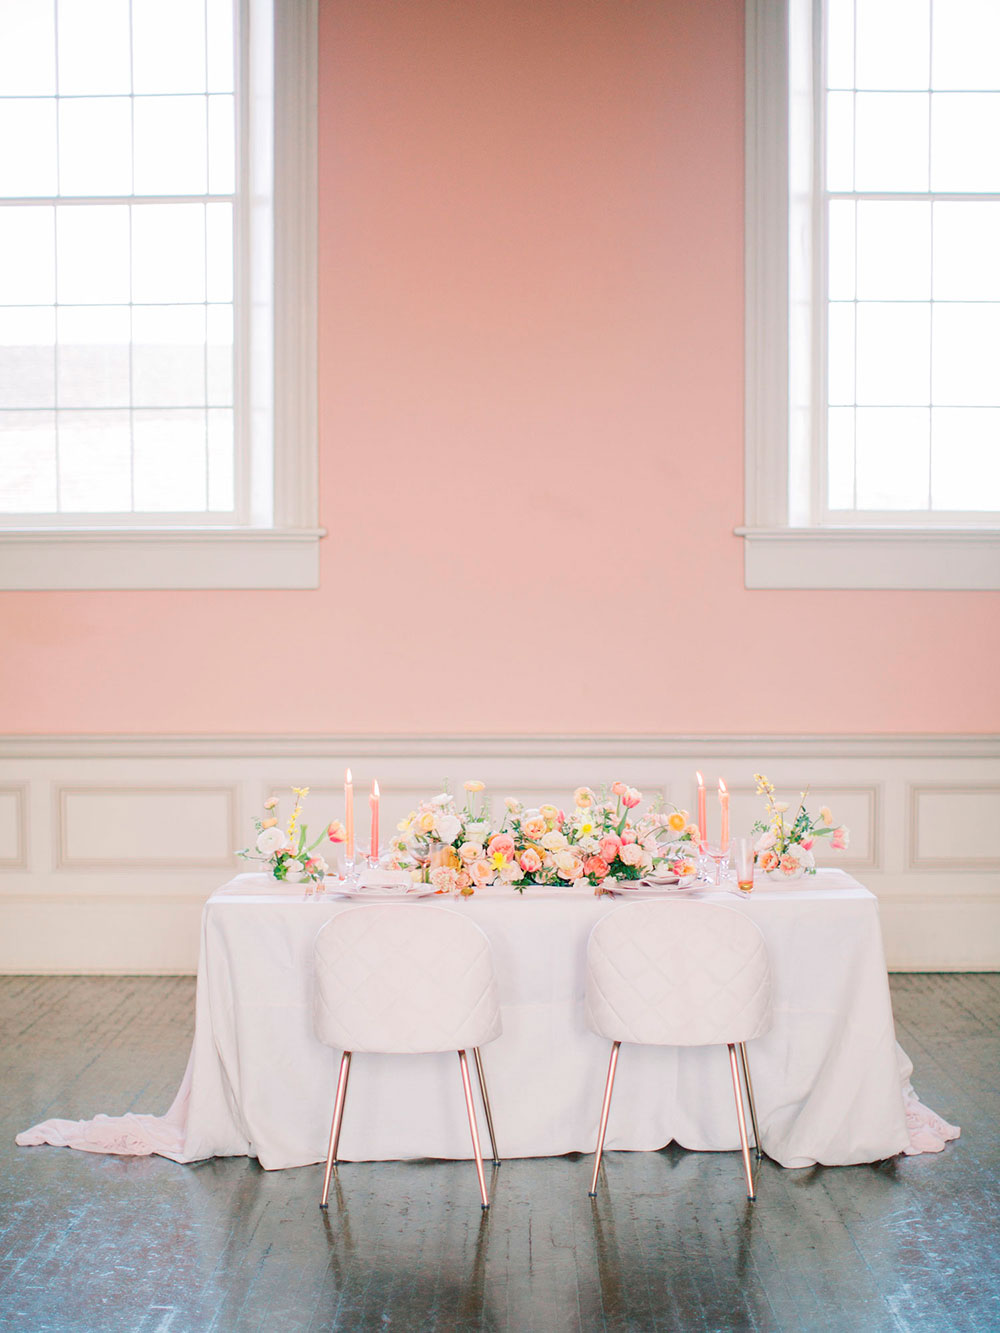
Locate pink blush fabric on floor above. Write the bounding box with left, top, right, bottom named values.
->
left=17, top=873, right=960, bottom=1166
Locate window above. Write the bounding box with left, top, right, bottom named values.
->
left=743, top=0, right=1000, bottom=589
left=0, top=0, right=319, bottom=589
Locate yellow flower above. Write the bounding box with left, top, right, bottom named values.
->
left=397, top=812, right=416, bottom=832
left=666, top=811, right=687, bottom=833
left=261, top=818, right=278, bottom=829
left=292, top=786, right=310, bottom=798
left=819, top=806, right=833, bottom=824
left=418, top=811, right=436, bottom=834
left=464, top=780, right=486, bottom=793
left=491, top=851, right=506, bottom=871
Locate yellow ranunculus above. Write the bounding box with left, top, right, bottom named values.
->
left=418, top=811, right=436, bottom=833
left=667, top=811, right=687, bottom=833
left=464, top=779, right=486, bottom=793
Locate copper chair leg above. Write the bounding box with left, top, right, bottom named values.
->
left=472, top=1046, right=500, bottom=1166
left=458, top=1050, right=490, bottom=1209
left=728, top=1043, right=756, bottom=1201
left=320, top=1050, right=352, bottom=1210
left=738, top=1041, right=763, bottom=1161
left=589, top=1040, right=621, bottom=1197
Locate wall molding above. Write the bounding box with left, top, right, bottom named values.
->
left=1, top=732, right=998, bottom=972
left=2, top=733, right=997, bottom=760
left=0, top=783, right=28, bottom=870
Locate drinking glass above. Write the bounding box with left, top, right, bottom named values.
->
left=733, top=837, right=755, bottom=893
left=701, top=840, right=730, bottom=886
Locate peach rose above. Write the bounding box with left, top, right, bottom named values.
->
left=459, top=841, right=483, bottom=863
left=456, top=870, right=472, bottom=892
left=619, top=842, right=644, bottom=866
left=470, top=859, right=495, bottom=886
left=598, top=834, right=621, bottom=862
left=555, top=851, right=585, bottom=882
left=521, top=815, right=546, bottom=840
left=611, top=781, right=628, bottom=797
left=519, top=847, right=543, bottom=875
left=487, top=833, right=515, bottom=862
left=584, top=855, right=610, bottom=881
left=541, top=829, right=568, bottom=852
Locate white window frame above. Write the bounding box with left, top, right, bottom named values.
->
left=741, top=0, right=1000, bottom=590
left=0, top=0, right=321, bottom=590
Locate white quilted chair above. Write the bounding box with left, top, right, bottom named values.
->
left=313, top=905, right=503, bottom=1209
left=585, top=899, right=771, bottom=1200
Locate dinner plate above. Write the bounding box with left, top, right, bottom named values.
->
left=329, top=883, right=439, bottom=901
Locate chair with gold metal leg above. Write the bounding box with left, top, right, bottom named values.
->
left=585, top=899, right=771, bottom=1200
left=313, top=904, right=502, bottom=1209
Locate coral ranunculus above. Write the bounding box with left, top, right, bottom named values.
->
left=584, top=855, right=610, bottom=880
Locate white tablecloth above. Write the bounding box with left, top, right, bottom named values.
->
left=18, top=870, right=960, bottom=1169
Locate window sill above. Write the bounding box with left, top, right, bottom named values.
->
left=737, top=526, right=1000, bottom=590
left=0, top=527, right=325, bottom=590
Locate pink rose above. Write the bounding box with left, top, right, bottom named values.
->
left=470, top=859, right=495, bottom=886
left=555, top=852, right=585, bottom=882
left=487, top=833, right=515, bottom=862
left=584, top=855, right=609, bottom=881
left=619, top=842, right=644, bottom=866
left=800, top=836, right=814, bottom=851
left=622, top=787, right=642, bottom=809
left=831, top=826, right=849, bottom=850
left=598, top=834, right=621, bottom=861
left=621, top=828, right=637, bottom=844
left=519, top=847, right=543, bottom=874
left=611, top=781, right=628, bottom=797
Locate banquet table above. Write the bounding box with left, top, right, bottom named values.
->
left=18, top=869, right=959, bottom=1170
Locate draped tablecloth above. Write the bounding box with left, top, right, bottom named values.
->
left=18, top=869, right=959, bottom=1170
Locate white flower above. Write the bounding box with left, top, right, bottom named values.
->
left=256, top=827, right=285, bottom=854
left=498, top=861, right=521, bottom=884
left=576, top=836, right=600, bottom=856
left=430, top=792, right=452, bottom=807
left=755, top=830, right=777, bottom=853
left=434, top=813, right=463, bottom=845
left=541, top=830, right=568, bottom=852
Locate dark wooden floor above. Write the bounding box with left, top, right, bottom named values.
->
left=2, top=974, right=998, bottom=1333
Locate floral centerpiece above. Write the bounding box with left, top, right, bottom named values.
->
left=389, top=780, right=494, bottom=895
left=238, top=786, right=343, bottom=884
left=467, top=782, right=700, bottom=894
left=751, top=773, right=849, bottom=880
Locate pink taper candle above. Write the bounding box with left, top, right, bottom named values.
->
left=370, top=779, right=380, bottom=860
left=696, top=771, right=707, bottom=842
left=718, top=778, right=729, bottom=847
left=344, top=768, right=354, bottom=859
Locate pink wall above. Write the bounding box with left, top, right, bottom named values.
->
left=1, top=0, right=997, bottom=736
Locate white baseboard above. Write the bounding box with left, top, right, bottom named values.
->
left=2, top=733, right=998, bottom=973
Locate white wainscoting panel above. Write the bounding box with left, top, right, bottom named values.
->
left=0, top=734, right=997, bottom=973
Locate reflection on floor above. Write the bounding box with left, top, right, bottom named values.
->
left=2, top=974, right=998, bottom=1333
